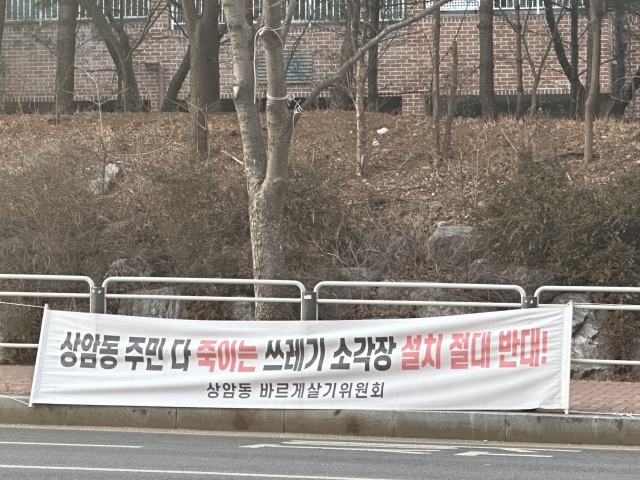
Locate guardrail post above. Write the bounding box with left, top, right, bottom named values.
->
left=301, top=291, right=317, bottom=321
left=521, top=296, right=538, bottom=309
left=90, top=287, right=105, bottom=314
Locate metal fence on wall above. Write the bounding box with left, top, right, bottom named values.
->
left=3, top=0, right=583, bottom=25
left=169, top=0, right=406, bottom=30
left=5, top=0, right=149, bottom=22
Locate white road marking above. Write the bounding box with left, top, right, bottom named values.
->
left=284, top=440, right=453, bottom=450
left=0, top=441, right=141, bottom=448
left=286, top=441, right=579, bottom=452
left=242, top=440, right=580, bottom=456
left=241, top=444, right=433, bottom=455
left=0, top=465, right=397, bottom=479
left=455, top=451, right=554, bottom=458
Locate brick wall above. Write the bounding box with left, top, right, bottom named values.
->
left=0, top=9, right=636, bottom=116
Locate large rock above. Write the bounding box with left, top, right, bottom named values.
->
left=426, top=225, right=475, bottom=270
left=551, top=293, right=612, bottom=380
left=118, top=286, right=184, bottom=319
left=468, top=258, right=555, bottom=297
left=89, top=163, right=121, bottom=196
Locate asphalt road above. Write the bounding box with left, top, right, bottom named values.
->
left=0, top=426, right=638, bottom=480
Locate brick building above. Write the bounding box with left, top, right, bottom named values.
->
left=1, top=0, right=639, bottom=116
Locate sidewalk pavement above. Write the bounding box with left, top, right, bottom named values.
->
left=1, top=365, right=639, bottom=446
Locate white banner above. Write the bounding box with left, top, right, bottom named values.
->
left=30, top=305, right=573, bottom=411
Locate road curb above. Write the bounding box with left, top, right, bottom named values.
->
left=1, top=397, right=638, bottom=446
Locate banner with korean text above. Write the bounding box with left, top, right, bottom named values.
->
left=30, top=305, right=573, bottom=411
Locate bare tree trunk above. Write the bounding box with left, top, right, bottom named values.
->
left=333, top=1, right=357, bottom=109
left=570, top=0, right=580, bottom=118
left=584, top=0, right=603, bottom=164
left=183, top=0, right=221, bottom=159
left=120, top=40, right=143, bottom=112
left=478, top=0, right=495, bottom=121
left=529, top=78, right=540, bottom=119
left=113, top=12, right=143, bottom=113
left=523, top=16, right=553, bottom=119
left=55, top=0, right=78, bottom=115
left=222, top=0, right=292, bottom=320
left=607, top=6, right=628, bottom=118
left=0, top=0, right=5, bottom=58
left=442, top=40, right=457, bottom=161
left=514, top=3, right=524, bottom=120
left=103, top=38, right=125, bottom=110
left=432, top=6, right=441, bottom=164
left=161, top=45, right=190, bottom=112
left=544, top=0, right=584, bottom=118
left=79, top=0, right=164, bottom=113
left=101, top=26, right=142, bottom=112
left=367, top=0, right=380, bottom=111
left=607, top=66, right=640, bottom=118
left=355, top=57, right=366, bottom=176
left=350, top=0, right=369, bottom=177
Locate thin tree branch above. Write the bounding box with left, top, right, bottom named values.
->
left=301, top=0, right=455, bottom=110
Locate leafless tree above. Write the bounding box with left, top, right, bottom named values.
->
left=161, top=45, right=190, bottom=112
left=182, top=0, right=221, bottom=159
left=543, top=0, right=584, bottom=119
left=55, top=0, right=78, bottom=115
left=432, top=5, right=441, bottom=164
left=522, top=22, right=553, bottom=119
left=0, top=0, right=6, bottom=58
left=584, top=0, right=604, bottom=163
left=367, top=0, right=380, bottom=111
left=478, top=0, right=495, bottom=121
left=607, top=1, right=637, bottom=118
left=442, top=40, right=457, bottom=160
left=220, top=0, right=454, bottom=319
left=79, top=0, right=166, bottom=112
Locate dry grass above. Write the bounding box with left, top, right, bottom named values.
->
left=1, top=110, right=640, bottom=362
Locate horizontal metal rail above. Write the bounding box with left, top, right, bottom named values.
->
left=314, top=281, right=526, bottom=320
left=106, top=294, right=301, bottom=304
left=102, top=276, right=310, bottom=320
left=0, top=343, right=38, bottom=349
left=316, top=299, right=520, bottom=308
left=103, top=276, right=305, bottom=294
left=572, top=359, right=640, bottom=366
left=536, top=285, right=640, bottom=366
left=539, top=303, right=640, bottom=312
left=0, top=274, right=94, bottom=288
left=536, top=285, right=640, bottom=300
left=536, top=286, right=640, bottom=312
left=0, top=274, right=93, bottom=300
left=0, top=274, right=96, bottom=349
left=0, top=292, right=89, bottom=299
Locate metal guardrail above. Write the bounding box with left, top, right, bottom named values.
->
left=0, top=276, right=639, bottom=369
left=535, top=285, right=640, bottom=311
left=535, top=286, right=640, bottom=367
left=0, top=274, right=96, bottom=349
left=313, top=281, right=528, bottom=320
left=100, top=276, right=311, bottom=319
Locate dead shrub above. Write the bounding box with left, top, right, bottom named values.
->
left=475, top=151, right=640, bottom=287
